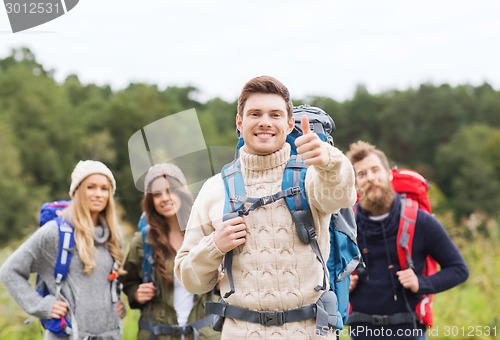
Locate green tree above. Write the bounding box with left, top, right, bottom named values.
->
left=0, top=121, right=45, bottom=244
left=342, top=84, right=384, bottom=144
left=474, top=82, right=500, bottom=127
left=0, top=48, right=81, bottom=198
left=198, top=97, right=237, bottom=147
left=435, top=124, right=500, bottom=218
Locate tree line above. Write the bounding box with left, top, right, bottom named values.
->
left=1, top=47, right=499, bottom=245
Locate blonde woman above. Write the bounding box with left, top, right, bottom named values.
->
left=0, top=160, right=125, bottom=339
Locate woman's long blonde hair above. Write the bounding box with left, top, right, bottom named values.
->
left=65, top=176, right=124, bottom=275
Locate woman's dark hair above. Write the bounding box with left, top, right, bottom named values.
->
left=142, top=175, right=194, bottom=285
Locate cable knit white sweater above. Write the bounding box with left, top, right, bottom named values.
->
left=174, top=143, right=356, bottom=339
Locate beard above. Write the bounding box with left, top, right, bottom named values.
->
left=358, top=182, right=395, bottom=216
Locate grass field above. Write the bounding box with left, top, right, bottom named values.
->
left=1, top=219, right=498, bottom=339
left=339, top=218, right=500, bottom=340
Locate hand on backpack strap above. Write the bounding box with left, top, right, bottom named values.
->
left=134, top=282, right=156, bottom=304
left=115, top=300, right=127, bottom=319
left=51, top=300, right=68, bottom=319
left=396, top=268, right=419, bottom=293
left=295, top=115, right=330, bottom=167
left=349, top=273, right=359, bottom=292
left=213, top=216, right=247, bottom=253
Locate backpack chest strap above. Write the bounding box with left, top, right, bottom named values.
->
left=227, top=186, right=301, bottom=217
left=222, top=159, right=299, bottom=216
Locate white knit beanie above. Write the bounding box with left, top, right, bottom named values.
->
left=143, top=163, right=187, bottom=193
left=69, top=160, right=116, bottom=197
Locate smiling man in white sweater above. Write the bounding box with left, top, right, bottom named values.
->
left=174, top=75, right=356, bottom=339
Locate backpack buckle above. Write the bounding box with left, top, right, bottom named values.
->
left=307, top=228, right=317, bottom=241
left=372, top=315, right=388, bottom=325
left=259, top=195, right=275, bottom=206
left=108, top=270, right=119, bottom=281
left=290, top=186, right=301, bottom=195
left=258, top=311, right=284, bottom=326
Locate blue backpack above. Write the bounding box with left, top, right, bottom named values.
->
left=211, top=105, right=361, bottom=330
left=35, top=200, right=74, bottom=337
left=326, top=206, right=361, bottom=325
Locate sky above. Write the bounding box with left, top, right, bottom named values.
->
left=1, top=0, right=499, bottom=103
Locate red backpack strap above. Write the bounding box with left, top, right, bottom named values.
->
left=396, top=198, right=418, bottom=270
left=397, top=197, right=438, bottom=327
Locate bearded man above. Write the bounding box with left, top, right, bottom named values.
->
left=345, top=141, right=468, bottom=340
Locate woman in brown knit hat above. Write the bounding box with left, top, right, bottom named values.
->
left=121, top=163, right=220, bottom=340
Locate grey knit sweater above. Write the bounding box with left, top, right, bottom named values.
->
left=0, top=219, right=121, bottom=339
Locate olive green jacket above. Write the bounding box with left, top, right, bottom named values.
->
left=122, top=231, right=220, bottom=340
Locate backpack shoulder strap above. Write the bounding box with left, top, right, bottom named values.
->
left=54, top=217, right=74, bottom=296
left=396, top=197, right=440, bottom=327
left=221, top=158, right=244, bottom=298
left=282, top=156, right=328, bottom=292
left=141, top=224, right=155, bottom=283
left=221, top=158, right=246, bottom=219
left=396, top=197, right=419, bottom=270
left=222, top=157, right=301, bottom=218
left=54, top=217, right=74, bottom=283
left=283, top=156, right=315, bottom=243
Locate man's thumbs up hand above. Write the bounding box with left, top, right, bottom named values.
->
left=300, top=114, right=312, bottom=135
left=294, top=115, right=330, bottom=166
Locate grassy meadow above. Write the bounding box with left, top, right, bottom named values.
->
left=338, top=215, right=500, bottom=340
left=0, top=216, right=498, bottom=339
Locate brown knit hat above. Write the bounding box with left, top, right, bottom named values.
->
left=143, top=163, right=187, bottom=194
